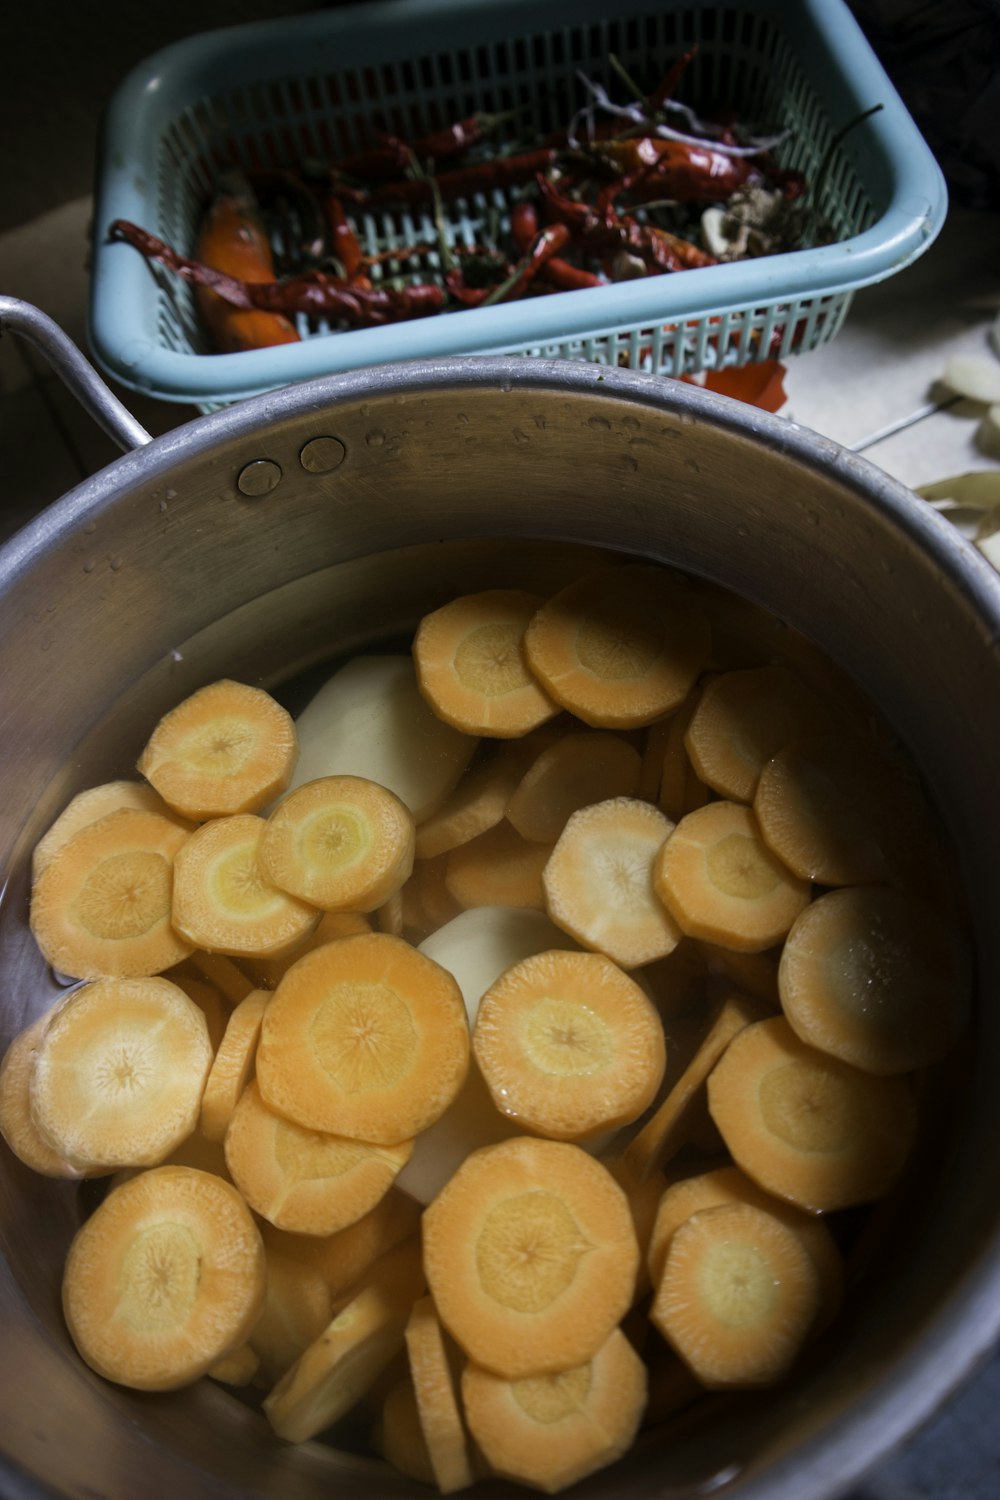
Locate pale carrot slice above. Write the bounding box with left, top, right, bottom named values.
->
left=199, top=989, right=268, bottom=1141
left=249, top=1230, right=336, bottom=1386
left=189, top=949, right=256, bottom=1003
left=263, top=1269, right=426, bottom=1442
left=646, top=1165, right=844, bottom=1338
left=506, top=732, right=643, bottom=844
left=422, top=1136, right=638, bottom=1379
left=777, top=886, right=971, bottom=1075
left=401, top=854, right=464, bottom=940
left=604, top=1155, right=670, bottom=1302
left=542, top=796, right=682, bottom=969
left=523, top=567, right=711, bottom=729
left=32, top=779, right=192, bottom=883
left=289, top=654, right=478, bottom=823
left=259, top=775, right=415, bottom=913
left=683, top=665, right=830, bottom=803
left=375, top=1375, right=438, bottom=1484
left=413, top=589, right=560, bottom=738
left=137, top=678, right=297, bottom=819
left=622, top=990, right=772, bottom=1181
left=256, top=933, right=469, bottom=1144
left=650, top=1201, right=820, bottom=1388
left=375, top=887, right=405, bottom=936
left=0, top=1016, right=90, bottom=1178
left=171, top=814, right=319, bottom=958
left=30, top=807, right=193, bottom=980
left=224, top=1079, right=412, bottom=1235
left=110, top=1122, right=234, bottom=1191
left=473, top=949, right=666, bottom=1142
left=706, top=1016, right=918, bottom=1211
left=445, top=820, right=553, bottom=911
left=62, top=1165, right=266, bottom=1391
left=653, top=801, right=811, bottom=953
left=29, top=977, right=213, bottom=1172
left=246, top=910, right=374, bottom=989
left=461, top=1326, right=647, bottom=1493
left=753, top=733, right=899, bottom=886
left=414, top=749, right=525, bottom=860
left=405, top=1295, right=477, bottom=1492
left=264, top=1186, right=423, bottom=1306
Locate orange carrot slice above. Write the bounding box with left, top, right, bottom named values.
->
left=542, top=796, right=681, bottom=969
left=461, top=1326, right=647, bottom=1493
left=137, top=678, right=298, bottom=819
left=62, top=1165, right=266, bottom=1391
left=245, top=909, right=374, bottom=989
left=473, top=949, right=666, bottom=1141
left=650, top=1201, right=819, bottom=1388
left=30, top=807, right=193, bottom=980
left=259, top=774, right=415, bottom=913
left=413, top=589, right=560, bottom=738
left=506, top=732, right=643, bottom=844
left=171, top=814, right=319, bottom=957
left=445, top=820, right=553, bottom=911
left=684, top=665, right=829, bottom=803
left=224, top=1080, right=412, bottom=1236
left=422, top=1136, right=638, bottom=1379
left=653, top=800, right=811, bottom=953
left=414, top=749, right=525, bottom=860
left=405, top=1295, right=477, bottom=1492
left=256, top=932, right=469, bottom=1144
left=0, top=1015, right=90, bottom=1178
left=199, top=989, right=268, bottom=1141
left=32, top=779, right=192, bottom=883
left=707, top=1015, right=918, bottom=1211
left=523, top=567, right=711, bottom=729
left=777, top=886, right=971, bottom=1075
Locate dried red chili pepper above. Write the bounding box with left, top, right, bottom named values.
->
left=510, top=201, right=603, bottom=292
left=324, top=194, right=369, bottom=285
left=595, top=138, right=761, bottom=202
left=109, top=221, right=443, bottom=326
left=361, top=149, right=559, bottom=208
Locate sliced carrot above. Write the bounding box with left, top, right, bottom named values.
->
left=256, top=932, right=469, bottom=1144
left=199, top=989, right=268, bottom=1141
left=650, top=1201, right=819, bottom=1388
left=0, top=1016, right=90, bottom=1178
left=646, top=1165, right=844, bottom=1338
left=249, top=1231, right=336, bottom=1386
left=268, top=1186, right=423, bottom=1305
left=375, top=887, right=405, bottom=937
left=194, top=176, right=301, bottom=353
left=263, top=1267, right=426, bottom=1442
left=706, top=1015, right=918, bottom=1211
left=62, top=1165, right=266, bottom=1391
left=246, top=909, right=374, bottom=989
left=445, top=820, right=553, bottom=911
left=171, top=814, right=319, bottom=957
left=29, top=976, right=213, bottom=1172
left=30, top=807, right=193, bottom=980
left=401, top=854, right=464, bottom=940
left=422, top=1136, right=638, bottom=1379
left=259, top=774, right=414, bottom=915
left=473, top=949, right=666, bottom=1141
left=375, top=1375, right=438, bottom=1484
left=405, top=1295, right=477, bottom=1492
left=506, top=732, right=643, bottom=844
left=622, top=989, right=772, bottom=1181
left=542, top=796, right=682, bottom=969
left=32, top=779, right=191, bottom=883
left=172, top=974, right=229, bottom=1052
left=684, top=665, right=830, bottom=803
left=137, top=678, right=298, bottom=819
left=414, top=749, right=524, bottom=860
left=461, top=1326, right=647, bottom=1493
left=653, top=800, right=811, bottom=953
left=188, top=949, right=256, bottom=1003
left=413, top=589, right=560, bottom=738
left=657, top=685, right=711, bottom=822
left=604, top=1154, right=670, bottom=1302
left=523, top=567, right=711, bottom=729
left=777, top=886, right=971, bottom=1075
left=224, top=1079, right=412, bottom=1236
left=208, top=1343, right=260, bottom=1387
left=753, top=733, right=899, bottom=885
left=290, top=654, right=478, bottom=823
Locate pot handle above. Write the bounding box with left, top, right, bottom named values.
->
left=0, top=295, right=152, bottom=453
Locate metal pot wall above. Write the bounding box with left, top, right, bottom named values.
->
left=2, top=313, right=1000, bottom=1500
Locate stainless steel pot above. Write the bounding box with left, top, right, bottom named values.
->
left=2, top=298, right=1000, bottom=1500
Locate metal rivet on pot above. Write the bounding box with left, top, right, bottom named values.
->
left=299, top=436, right=346, bottom=473
left=237, top=459, right=283, bottom=497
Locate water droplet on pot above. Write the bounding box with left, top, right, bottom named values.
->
left=83, top=521, right=97, bottom=535
left=366, top=429, right=386, bottom=447
left=683, top=456, right=700, bottom=473
left=109, top=556, right=124, bottom=572
left=512, top=428, right=530, bottom=445
left=588, top=415, right=611, bottom=431
left=456, top=412, right=470, bottom=425
left=621, top=454, right=638, bottom=473
left=82, top=559, right=95, bottom=574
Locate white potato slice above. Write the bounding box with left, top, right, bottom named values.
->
left=940, top=355, right=1000, bottom=405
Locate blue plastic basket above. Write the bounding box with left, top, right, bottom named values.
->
left=89, top=0, right=947, bottom=407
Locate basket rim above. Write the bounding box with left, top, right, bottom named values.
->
left=87, top=0, right=948, bottom=404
